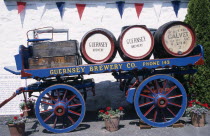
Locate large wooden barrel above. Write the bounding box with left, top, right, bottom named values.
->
left=154, top=21, right=196, bottom=58
left=118, top=25, right=154, bottom=61
left=80, top=28, right=117, bottom=64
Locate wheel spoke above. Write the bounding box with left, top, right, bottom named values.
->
left=139, top=101, right=154, bottom=107
left=144, top=105, right=155, bottom=117
left=62, top=116, right=65, bottom=128
left=168, top=102, right=182, bottom=108
left=40, top=109, right=53, bottom=113
left=56, top=90, right=60, bottom=101
left=153, top=110, right=157, bottom=122
left=68, top=110, right=81, bottom=116
left=67, top=115, right=75, bottom=124
left=41, top=101, right=54, bottom=106
left=44, top=113, right=54, bottom=122
left=168, top=94, right=182, bottom=99
left=165, top=86, right=177, bottom=96
left=46, top=93, right=57, bottom=102
left=167, top=107, right=176, bottom=117
left=68, top=103, right=82, bottom=108
left=161, top=109, right=167, bottom=122
left=53, top=116, right=57, bottom=128
left=66, top=95, right=76, bottom=104
left=140, top=94, right=154, bottom=99
left=62, top=90, right=67, bottom=101
left=146, top=85, right=155, bottom=95
left=163, top=80, right=168, bottom=91
left=154, top=80, right=160, bottom=90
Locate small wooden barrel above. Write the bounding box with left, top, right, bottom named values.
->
left=80, top=28, right=117, bottom=64
left=154, top=21, right=196, bottom=58
left=118, top=25, right=154, bottom=61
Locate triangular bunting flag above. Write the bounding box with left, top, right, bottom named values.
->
left=56, top=2, right=65, bottom=19
left=171, top=1, right=181, bottom=17
left=76, top=4, right=86, bottom=20
left=116, top=1, right=125, bottom=18
left=135, top=3, right=144, bottom=18
left=17, top=2, right=26, bottom=14
left=36, top=2, right=46, bottom=19
left=153, top=2, right=162, bottom=21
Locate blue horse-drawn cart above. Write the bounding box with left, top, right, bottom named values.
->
left=0, top=28, right=204, bottom=133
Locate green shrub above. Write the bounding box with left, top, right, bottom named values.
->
left=184, top=0, right=210, bottom=104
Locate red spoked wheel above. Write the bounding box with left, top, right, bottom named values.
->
left=134, top=75, right=187, bottom=127
left=35, top=84, right=85, bottom=133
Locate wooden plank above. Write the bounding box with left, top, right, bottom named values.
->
left=139, top=120, right=152, bottom=129
left=139, top=120, right=185, bottom=129
left=172, top=122, right=185, bottom=128
left=28, top=56, right=77, bottom=69
left=32, top=40, right=78, bottom=58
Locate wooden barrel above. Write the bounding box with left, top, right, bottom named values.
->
left=80, top=28, right=117, bottom=64
left=118, top=25, right=154, bottom=61
left=154, top=21, right=196, bottom=58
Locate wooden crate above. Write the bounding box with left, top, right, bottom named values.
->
left=32, top=40, right=78, bottom=58
left=28, top=56, right=77, bottom=69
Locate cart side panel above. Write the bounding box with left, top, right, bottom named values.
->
left=22, top=54, right=204, bottom=79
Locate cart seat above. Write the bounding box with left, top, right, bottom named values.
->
left=27, top=38, right=52, bottom=42
left=4, top=66, right=21, bottom=75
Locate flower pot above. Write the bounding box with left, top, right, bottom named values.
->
left=8, top=123, right=25, bottom=136
left=191, top=113, right=206, bottom=127
left=104, top=117, right=120, bottom=132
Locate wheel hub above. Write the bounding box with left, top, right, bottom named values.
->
left=155, top=95, right=168, bottom=108
left=54, top=102, right=67, bottom=116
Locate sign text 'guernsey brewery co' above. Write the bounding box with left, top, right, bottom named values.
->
left=49, top=60, right=171, bottom=75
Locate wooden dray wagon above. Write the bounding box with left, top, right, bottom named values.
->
left=0, top=27, right=204, bottom=133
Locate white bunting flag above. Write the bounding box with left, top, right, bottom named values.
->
left=153, top=2, right=162, bottom=22
left=36, top=2, right=46, bottom=19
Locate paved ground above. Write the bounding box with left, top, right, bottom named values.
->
left=0, top=109, right=210, bottom=136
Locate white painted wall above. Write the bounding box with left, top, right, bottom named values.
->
left=0, top=0, right=189, bottom=115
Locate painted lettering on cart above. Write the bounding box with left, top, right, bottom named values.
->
left=89, top=64, right=123, bottom=71
left=143, top=60, right=170, bottom=66
left=50, top=67, right=86, bottom=75
left=49, top=61, right=170, bottom=75
left=49, top=63, right=137, bottom=75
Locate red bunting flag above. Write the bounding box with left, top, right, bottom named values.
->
left=76, top=4, right=86, bottom=20
left=17, top=2, right=26, bottom=14
left=135, top=3, right=144, bottom=18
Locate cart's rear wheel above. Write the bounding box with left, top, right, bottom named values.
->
left=35, top=84, right=85, bottom=133
left=134, top=75, right=187, bottom=127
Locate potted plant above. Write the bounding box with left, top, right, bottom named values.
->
left=4, top=114, right=27, bottom=136
left=186, top=100, right=209, bottom=127
left=98, top=107, right=124, bottom=132
left=19, top=98, right=35, bottom=117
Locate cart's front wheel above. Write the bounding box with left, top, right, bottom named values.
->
left=134, top=75, right=187, bottom=127
left=35, top=84, right=85, bottom=133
